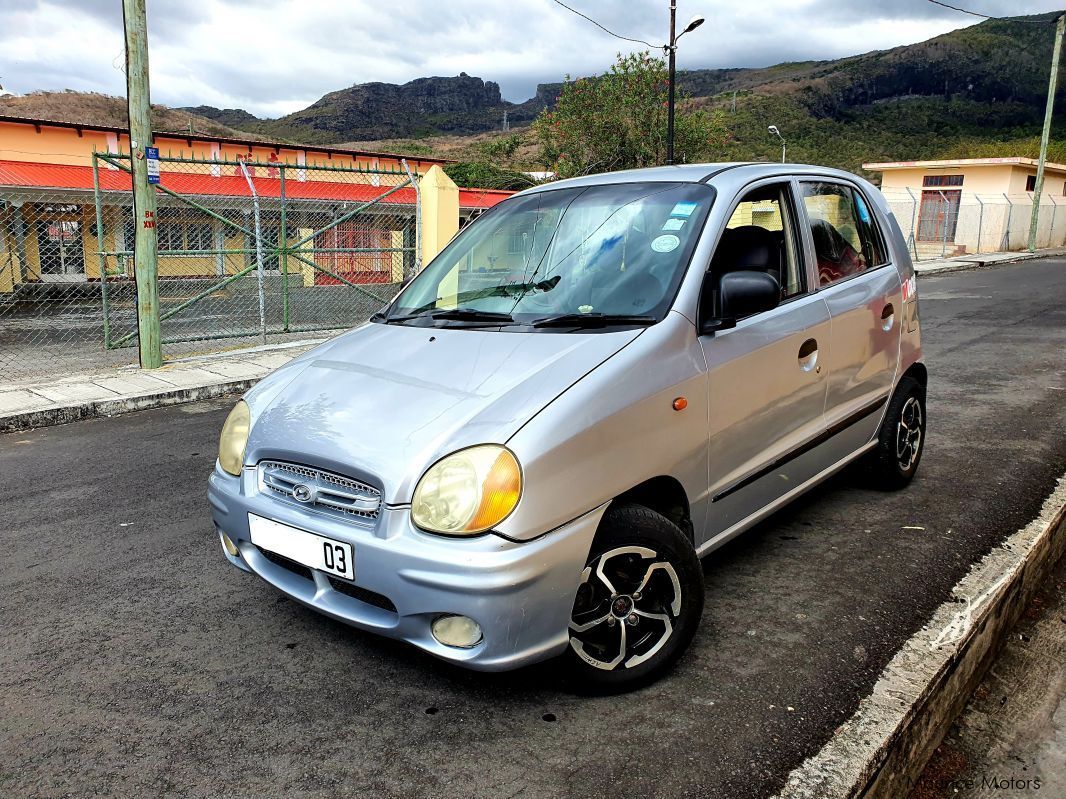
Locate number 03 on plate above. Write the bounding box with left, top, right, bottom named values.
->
left=248, top=513, right=355, bottom=580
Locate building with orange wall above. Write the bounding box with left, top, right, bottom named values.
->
left=863, top=157, right=1066, bottom=256
left=0, top=115, right=512, bottom=292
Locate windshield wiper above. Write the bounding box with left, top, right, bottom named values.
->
left=387, top=276, right=562, bottom=321
left=429, top=308, right=515, bottom=323
left=531, top=313, right=657, bottom=329
left=384, top=307, right=514, bottom=325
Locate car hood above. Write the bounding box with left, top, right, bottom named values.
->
left=244, top=322, right=642, bottom=505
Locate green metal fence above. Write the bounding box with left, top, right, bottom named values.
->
left=91, top=152, right=420, bottom=359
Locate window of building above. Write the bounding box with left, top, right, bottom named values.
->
left=156, top=209, right=216, bottom=253
left=156, top=208, right=184, bottom=251
left=507, top=229, right=529, bottom=255
left=1026, top=175, right=1037, bottom=192
left=186, top=222, right=213, bottom=252
left=122, top=208, right=135, bottom=254
left=923, top=174, right=964, bottom=187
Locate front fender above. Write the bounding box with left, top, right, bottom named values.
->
left=496, top=312, right=710, bottom=542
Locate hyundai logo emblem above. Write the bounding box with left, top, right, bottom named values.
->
left=292, top=483, right=313, bottom=503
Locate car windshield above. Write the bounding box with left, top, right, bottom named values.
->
left=382, top=181, right=715, bottom=329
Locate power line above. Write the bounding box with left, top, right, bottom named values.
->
left=926, top=0, right=994, bottom=18
left=548, top=0, right=660, bottom=49
left=925, top=0, right=1059, bottom=23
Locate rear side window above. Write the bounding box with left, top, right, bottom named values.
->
left=852, top=191, right=888, bottom=268
left=800, top=182, right=887, bottom=287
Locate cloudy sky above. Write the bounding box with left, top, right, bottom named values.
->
left=1, top=0, right=1060, bottom=118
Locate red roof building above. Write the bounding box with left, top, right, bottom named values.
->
left=0, top=115, right=512, bottom=290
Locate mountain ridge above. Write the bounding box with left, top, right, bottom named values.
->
left=3, top=12, right=1062, bottom=177
left=178, top=12, right=1061, bottom=145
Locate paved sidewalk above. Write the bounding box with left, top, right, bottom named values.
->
left=0, top=338, right=324, bottom=432
left=914, top=246, right=1066, bottom=275
left=909, top=556, right=1066, bottom=798
left=2, top=245, right=1064, bottom=433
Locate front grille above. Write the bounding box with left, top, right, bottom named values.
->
left=328, top=577, right=397, bottom=613
left=259, top=460, right=382, bottom=524
left=259, top=547, right=314, bottom=581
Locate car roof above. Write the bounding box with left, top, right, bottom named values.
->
left=516, top=162, right=874, bottom=195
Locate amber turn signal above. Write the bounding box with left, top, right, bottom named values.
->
left=672, top=397, right=688, bottom=411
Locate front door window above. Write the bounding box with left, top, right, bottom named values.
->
left=716, top=183, right=806, bottom=302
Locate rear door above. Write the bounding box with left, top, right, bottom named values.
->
left=797, top=180, right=902, bottom=462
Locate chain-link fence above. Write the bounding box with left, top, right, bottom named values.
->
left=881, top=187, right=1066, bottom=261
left=0, top=154, right=419, bottom=384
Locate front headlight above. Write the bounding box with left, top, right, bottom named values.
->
left=218, top=400, right=250, bottom=476
left=411, top=445, right=522, bottom=535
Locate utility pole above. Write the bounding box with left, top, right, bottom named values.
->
left=666, top=1, right=677, bottom=165
left=665, top=6, right=704, bottom=166
left=1028, top=12, right=1065, bottom=253
left=122, top=0, right=162, bottom=368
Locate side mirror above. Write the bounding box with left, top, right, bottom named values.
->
left=699, top=270, right=780, bottom=335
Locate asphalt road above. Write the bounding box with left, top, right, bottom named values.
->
left=2, top=259, right=1065, bottom=799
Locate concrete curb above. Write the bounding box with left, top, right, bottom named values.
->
left=776, top=476, right=1066, bottom=799
left=0, top=339, right=321, bottom=433
left=914, top=248, right=1066, bottom=276
left=0, top=377, right=257, bottom=434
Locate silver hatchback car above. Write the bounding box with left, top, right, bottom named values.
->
left=209, top=163, right=926, bottom=691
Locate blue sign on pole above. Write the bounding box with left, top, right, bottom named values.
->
left=145, top=146, right=160, bottom=185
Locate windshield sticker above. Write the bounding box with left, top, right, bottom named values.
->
left=662, top=218, right=685, bottom=231
left=651, top=234, right=681, bottom=253
left=670, top=201, right=698, bottom=217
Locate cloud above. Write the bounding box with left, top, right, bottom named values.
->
left=1, top=0, right=1060, bottom=118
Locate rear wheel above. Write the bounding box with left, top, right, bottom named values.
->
left=563, top=503, right=704, bottom=693
left=865, top=375, right=926, bottom=489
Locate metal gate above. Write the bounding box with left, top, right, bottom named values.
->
left=91, top=152, right=420, bottom=359
left=917, top=189, right=961, bottom=243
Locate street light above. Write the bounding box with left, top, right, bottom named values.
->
left=666, top=5, right=705, bottom=165
left=768, top=125, right=786, bottom=163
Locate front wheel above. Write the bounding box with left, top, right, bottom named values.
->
left=563, top=503, right=704, bottom=693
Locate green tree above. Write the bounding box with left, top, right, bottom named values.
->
left=443, top=161, right=534, bottom=191
left=477, top=133, right=524, bottom=162
left=534, top=51, right=729, bottom=178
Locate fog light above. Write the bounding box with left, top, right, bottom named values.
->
left=219, top=532, right=239, bottom=558
left=431, top=615, right=483, bottom=648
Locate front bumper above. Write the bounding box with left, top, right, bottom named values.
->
left=208, top=465, right=603, bottom=671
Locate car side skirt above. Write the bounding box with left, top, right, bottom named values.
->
left=696, top=439, right=878, bottom=558
left=711, top=395, right=888, bottom=503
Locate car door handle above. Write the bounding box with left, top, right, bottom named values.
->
left=798, top=338, right=819, bottom=373
left=881, top=303, right=895, bottom=331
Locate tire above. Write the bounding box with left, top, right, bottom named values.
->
left=562, top=503, right=704, bottom=693
left=865, top=375, right=926, bottom=490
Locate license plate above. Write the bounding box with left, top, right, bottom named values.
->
left=247, top=513, right=354, bottom=580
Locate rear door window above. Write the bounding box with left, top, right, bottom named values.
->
left=800, top=182, right=886, bottom=287
left=852, top=190, right=888, bottom=267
